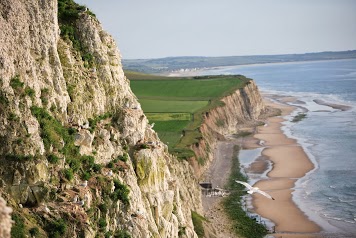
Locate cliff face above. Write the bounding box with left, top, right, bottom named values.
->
left=0, top=1, right=266, bottom=237
left=0, top=1, right=201, bottom=237
left=190, top=81, right=265, bottom=177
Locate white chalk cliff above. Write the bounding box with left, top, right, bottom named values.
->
left=0, top=0, right=265, bottom=237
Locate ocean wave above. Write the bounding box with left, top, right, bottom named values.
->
left=323, top=213, right=356, bottom=226
left=261, top=89, right=356, bottom=109
left=338, top=198, right=356, bottom=203
left=323, top=213, right=344, bottom=221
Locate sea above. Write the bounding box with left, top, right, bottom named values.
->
left=197, top=59, right=356, bottom=236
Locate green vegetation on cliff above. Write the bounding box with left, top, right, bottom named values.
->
left=58, top=0, right=95, bottom=67
left=191, top=211, right=207, bottom=238
left=129, top=72, right=250, bottom=160
left=223, top=145, right=268, bottom=238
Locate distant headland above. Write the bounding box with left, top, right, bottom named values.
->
left=123, top=50, right=356, bottom=74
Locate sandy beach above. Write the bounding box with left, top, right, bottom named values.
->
left=203, top=95, right=323, bottom=238
left=250, top=97, right=321, bottom=237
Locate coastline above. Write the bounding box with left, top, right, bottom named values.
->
left=201, top=95, right=322, bottom=237
left=192, top=60, right=356, bottom=237
left=164, top=58, right=355, bottom=77
left=247, top=96, right=321, bottom=237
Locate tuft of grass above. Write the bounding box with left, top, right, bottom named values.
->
left=47, top=154, right=60, bottom=164
left=45, top=218, right=67, bottom=238
left=98, top=203, right=108, bottom=214
left=117, top=153, right=128, bottom=162
left=0, top=91, right=8, bottom=105
left=191, top=211, right=207, bottom=238
left=10, top=75, right=24, bottom=90
left=29, top=227, right=39, bottom=237
left=98, top=217, right=107, bottom=229
left=111, top=179, right=130, bottom=205
left=24, top=87, right=35, bottom=98
left=88, top=112, right=112, bottom=132
left=40, top=88, right=50, bottom=106
left=11, top=214, right=26, bottom=238
left=30, top=106, right=61, bottom=148
left=63, top=168, right=74, bottom=181
left=8, top=112, right=19, bottom=121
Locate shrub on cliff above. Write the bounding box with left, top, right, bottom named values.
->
left=111, top=179, right=130, bottom=205
left=10, top=75, right=24, bottom=90
left=45, top=218, right=67, bottom=238
left=58, top=0, right=96, bottom=67
left=10, top=214, right=25, bottom=238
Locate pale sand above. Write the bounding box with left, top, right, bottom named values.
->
left=251, top=98, right=321, bottom=237
left=203, top=98, right=321, bottom=238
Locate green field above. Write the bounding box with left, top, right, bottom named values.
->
left=130, top=76, right=248, bottom=99
left=128, top=71, right=250, bottom=159
left=150, top=120, right=190, bottom=146
left=146, top=113, right=191, bottom=121
left=140, top=99, right=208, bottom=113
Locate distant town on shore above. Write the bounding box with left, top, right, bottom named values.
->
left=123, top=50, right=356, bottom=74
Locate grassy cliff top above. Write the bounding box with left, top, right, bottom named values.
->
left=127, top=71, right=251, bottom=160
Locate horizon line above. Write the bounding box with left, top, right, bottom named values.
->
left=122, top=49, right=356, bottom=61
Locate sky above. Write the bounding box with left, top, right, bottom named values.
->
left=75, top=0, right=356, bottom=59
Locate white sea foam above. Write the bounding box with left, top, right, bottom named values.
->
left=203, top=59, right=356, bottom=234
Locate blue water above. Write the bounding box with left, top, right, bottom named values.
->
left=199, top=59, right=356, bottom=235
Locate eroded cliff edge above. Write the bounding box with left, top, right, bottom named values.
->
left=189, top=81, right=265, bottom=178
left=0, top=0, right=266, bottom=237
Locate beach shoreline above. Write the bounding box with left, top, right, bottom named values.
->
left=247, top=96, right=322, bottom=237
left=202, top=94, right=325, bottom=238
left=163, top=58, right=355, bottom=77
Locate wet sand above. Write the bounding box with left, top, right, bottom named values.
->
left=250, top=98, right=321, bottom=237
left=202, top=96, right=322, bottom=238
